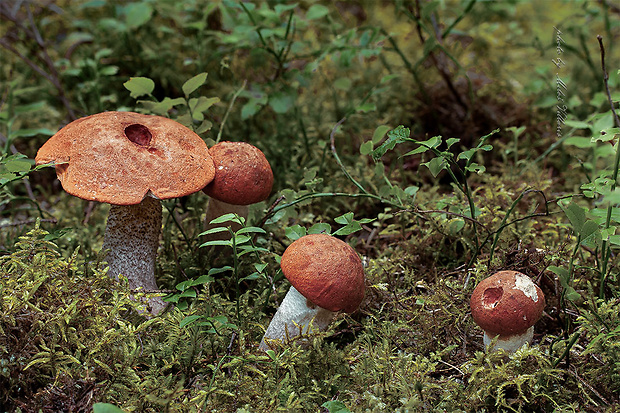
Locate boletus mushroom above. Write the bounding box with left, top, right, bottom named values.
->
left=36, top=111, right=215, bottom=314
left=470, top=270, right=545, bottom=352
left=259, top=234, right=365, bottom=351
left=202, top=141, right=273, bottom=238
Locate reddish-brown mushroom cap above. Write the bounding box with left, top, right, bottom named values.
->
left=280, top=234, right=365, bottom=313
left=35, top=111, right=215, bottom=205
left=470, top=270, right=545, bottom=337
left=203, top=141, right=273, bottom=205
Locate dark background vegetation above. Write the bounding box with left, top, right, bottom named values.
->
left=1, top=0, right=620, bottom=411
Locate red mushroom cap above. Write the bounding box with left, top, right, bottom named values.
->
left=203, top=141, right=273, bottom=205
left=470, top=270, right=545, bottom=337
left=35, top=111, right=215, bottom=205
left=280, top=234, right=365, bottom=313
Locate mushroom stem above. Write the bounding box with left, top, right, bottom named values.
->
left=259, top=286, right=336, bottom=351
left=203, top=198, right=249, bottom=239
left=483, top=327, right=534, bottom=353
left=102, top=196, right=166, bottom=314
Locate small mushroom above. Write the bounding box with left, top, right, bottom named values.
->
left=470, top=270, right=545, bottom=352
left=259, top=234, right=365, bottom=351
left=202, top=141, right=273, bottom=238
left=36, top=111, right=215, bottom=314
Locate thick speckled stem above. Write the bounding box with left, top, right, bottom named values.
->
left=483, top=327, right=534, bottom=353
left=203, top=198, right=249, bottom=240
left=259, top=286, right=336, bottom=351
left=102, top=196, right=166, bottom=314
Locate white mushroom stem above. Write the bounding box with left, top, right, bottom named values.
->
left=259, top=286, right=337, bottom=351
left=483, top=327, right=534, bottom=353
left=102, top=195, right=166, bottom=314
left=203, top=198, right=249, bottom=240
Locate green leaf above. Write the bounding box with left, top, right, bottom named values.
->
left=199, top=227, right=230, bottom=236
left=200, top=240, right=232, bottom=247
left=182, top=72, right=208, bottom=97
left=591, top=127, right=620, bottom=143
left=306, top=4, right=329, bottom=20
left=333, top=77, right=352, bottom=91
left=421, top=157, right=447, bottom=178
left=608, top=234, right=620, bottom=246
left=563, top=120, right=591, bottom=129
left=269, top=91, right=295, bottom=114
left=356, top=102, right=376, bottom=113
left=125, top=2, right=153, bottom=29
left=236, top=226, right=267, bottom=235
left=334, top=212, right=354, bottom=225
left=563, top=136, right=593, bottom=148
left=285, top=225, right=306, bottom=240
left=193, top=274, right=215, bottom=285
left=333, top=221, right=362, bottom=236
left=235, top=234, right=251, bottom=244
left=99, top=65, right=119, bottom=76
left=179, top=289, right=196, bottom=298
left=548, top=266, right=568, bottom=280
left=579, top=220, right=600, bottom=243
left=93, top=403, right=126, bottom=413
left=210, top=213, right=244, bottom=225
left=446, top=218, right=465, bottom=236
left=560, top=201, right=586, bottom=233
left=360, top=140, right=373, bottom=155
left=254, top=263, right=268, bottom=273
left=506, top=125, right=526, bottom=138
left=189, top=96, right=219, bottom=115
left=139, top=97, right=186, bottom=116
left=241, top=93, right=268, bottom=120
left=465, top=162, right=486, bottom=174
left=445, top=138, right=460, bottom=149
left=124, top=77, right=155, bottom=98
left=371, top=125, right=411, bottom=161
left=180, top=315, right=202, bottom=328
left=308, top=222, right=331, bottom=235
left=321, top=401, right=351, bottom=413
left=372, top=125, right=391, bottom=144
left=9, top=128, right=55, bottom=139
left=403, top=136, right=441, bottom=156
left=4, top=159, right=32, bottom=173
left=196, top=119, right=213, bottom=134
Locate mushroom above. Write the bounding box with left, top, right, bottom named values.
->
left=470, top=270, right=545, bottom=352
left=36, top=111, right=215, bottom=314
left=259, top=234, right=365, bottom=351
left=202, top=141, right=273, bottom=238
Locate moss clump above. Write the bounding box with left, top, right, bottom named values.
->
left=0, top=222, right=158, bottom=411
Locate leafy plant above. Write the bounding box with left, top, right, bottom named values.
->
left=124, top=72, right=220, bottom=134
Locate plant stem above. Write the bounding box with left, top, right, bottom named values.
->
left=596, top=35, right=620, bottom=298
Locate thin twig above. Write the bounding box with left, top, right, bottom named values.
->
left=596, top=35, right=620, bottom=297
left=597, top=36, right=620, bottom=127
left=216, top=80, right=247, bottom=144
left=329, top=117, right=369, bottom=194
left=258, top=195, right=285, bottom=228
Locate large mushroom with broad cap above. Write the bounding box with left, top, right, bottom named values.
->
left=259, top=234, right=366, bottom=351
left=470, top=270, right=545, bottom=352
left=36, top=111, right=215, bottom=314
left=202, top=141, right=273, bottom=237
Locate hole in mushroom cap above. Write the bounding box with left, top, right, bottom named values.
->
left=125, top=124, right=152, bottom=146
left=482, top=287, right=503, bottom=308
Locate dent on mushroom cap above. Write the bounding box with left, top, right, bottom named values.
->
left=125, top=124, right=152, bottom=146
left=482, top=287, right=502, bottom=308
